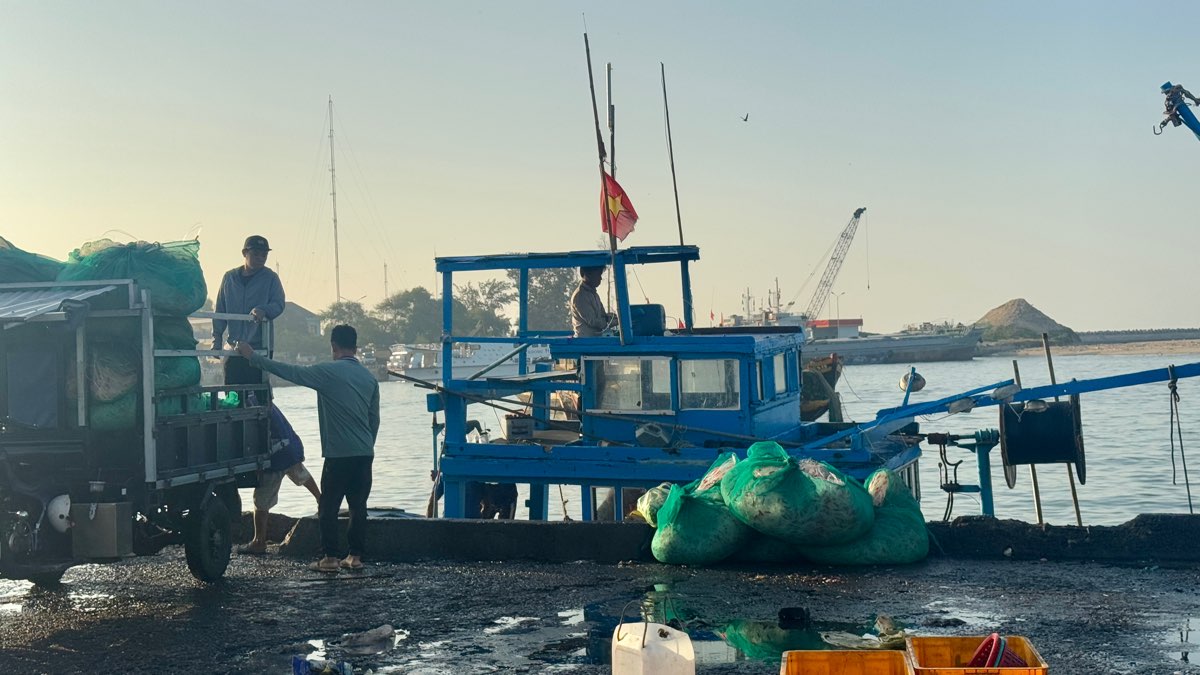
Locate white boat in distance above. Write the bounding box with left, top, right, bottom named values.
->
left=387, top=342, right=553, bottom=381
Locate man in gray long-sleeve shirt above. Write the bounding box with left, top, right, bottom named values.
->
left=570, top=266, right=615, bottom=337
left=237, top=324, right=381, bottom=572
left=213, top=235, right=286, bottom=384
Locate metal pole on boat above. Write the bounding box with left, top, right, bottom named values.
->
left=584, top=32, right=626, bottom=344
left=1013, top=360, right=1045, bottom=524
left=1042, top=332, right=1083, bottom=526
left=662, top=63, right=694, bottom=332
left=661, top=63, right=686, bottom=249
left=607, top=63, right=616, bottom=179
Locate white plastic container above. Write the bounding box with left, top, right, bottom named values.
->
left=611, top=622, right=695, bottom=675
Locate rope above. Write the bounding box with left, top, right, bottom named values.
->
left=1168, top=366, right=1194, bottom=514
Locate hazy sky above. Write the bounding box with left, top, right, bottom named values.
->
left=2, top=2, right=1196, bottom=332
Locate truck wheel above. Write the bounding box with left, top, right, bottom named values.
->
left=183, top=497, right=232, bottom=582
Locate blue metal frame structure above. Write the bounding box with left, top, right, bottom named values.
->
left=425, top=245, right=921, bottom=520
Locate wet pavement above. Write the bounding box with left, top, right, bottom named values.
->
left=1, top=549, right=1199, bottom=674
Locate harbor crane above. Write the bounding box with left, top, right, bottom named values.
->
left=802, top=207, right=866, bottom=321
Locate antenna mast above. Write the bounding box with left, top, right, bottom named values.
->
left=329, top=96, right=342, bottom=303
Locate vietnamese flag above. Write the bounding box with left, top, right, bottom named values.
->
left=601, top=172, right=638, bottom=241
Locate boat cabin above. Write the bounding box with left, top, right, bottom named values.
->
left=424, top=245, right=919, bottom=520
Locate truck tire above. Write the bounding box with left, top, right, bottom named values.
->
left=183, top=496, right=232, bottom=582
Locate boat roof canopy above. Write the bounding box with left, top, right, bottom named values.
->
left=435, top=245, right=700, bottom=273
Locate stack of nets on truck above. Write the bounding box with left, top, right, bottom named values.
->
left=56, top=240, right=206, bottom=430
left=648, top=441, right=928, bottom=567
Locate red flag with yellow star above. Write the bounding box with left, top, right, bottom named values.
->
left=601, top=172, right=638, bottom=241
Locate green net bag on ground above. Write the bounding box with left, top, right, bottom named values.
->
left=722, top=620, right=827, bottom=661
left=91, top=391, right=137, bottom=431
left=651, top=483, right=751, bottom=566
left=58, top=239, right=206, bottom=315
left=728, top=532, right=807, bottom=564
left=801, top=469, right=929, bottom=566
left=630, top=483, right=673, bottom=526
left=0, top=237, right=65, bottom=282
left=721, top=441, right=874, bottom=546
left=683, top=451, right=739, bottom=502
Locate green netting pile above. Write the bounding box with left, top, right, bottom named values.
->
left=0, top=237, right=65, bottom=282
left=630, top=483, right=672, bottom=526
left=800, top=469, right=929, bottom=566
left=651, top=455, right=752, bottom=565
left=59, top=240, right=207, bottom=430
left=58, top=239, right=206, bottom=315
left=721, top=442, right=874, bottom=546
left=648, top=442, right=928, bottom=567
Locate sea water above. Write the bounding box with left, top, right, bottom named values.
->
left=266, top=352, right=1200, bottom=526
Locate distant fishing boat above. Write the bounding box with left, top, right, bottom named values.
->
left=387, top=342, right=552, bottom=381
left=723, top=283, right=981, bottom=366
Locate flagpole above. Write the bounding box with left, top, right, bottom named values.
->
left=662, top=62, right=694, bottom=331
left=584, top=32, right=626, bottom=344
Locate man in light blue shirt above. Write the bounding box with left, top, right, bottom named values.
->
left=237, top=324, right=380, bottom=572
left=213, top=235, right=285, bottom=384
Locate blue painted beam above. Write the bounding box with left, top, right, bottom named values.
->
left=435, top=245, right=700, bottom=273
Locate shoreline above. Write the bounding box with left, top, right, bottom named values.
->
left=983, top=338, right=1200, bottom=358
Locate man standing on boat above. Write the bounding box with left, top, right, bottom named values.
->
left=237, top=325, right=380, bottom=572
left=570, top=266, right=616, bottom=337
left=212, top=235, right=285, bottom=385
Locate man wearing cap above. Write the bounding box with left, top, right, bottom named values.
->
left=213, top=235, right=286, bottom=385
left=570, top=266, right=616, bottom=337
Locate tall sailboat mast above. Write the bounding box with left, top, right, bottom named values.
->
left=328, top=95, right=343, bottom=302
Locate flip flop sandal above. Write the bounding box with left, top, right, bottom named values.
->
left=310, top=561, right=340, bottom=573
left=238, top=545, right=268, bottom=555
left=339, top=559, right=364, bottom=570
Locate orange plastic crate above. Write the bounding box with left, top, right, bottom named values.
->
left=906, top=636, right=1048, bottom=675
left=780, top=649, right=914, bottom=675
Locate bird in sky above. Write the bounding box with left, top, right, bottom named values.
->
left=741, top=113, right=749, bottom=122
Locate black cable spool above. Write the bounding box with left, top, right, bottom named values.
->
left=998, top=394, right=1086, bottom=488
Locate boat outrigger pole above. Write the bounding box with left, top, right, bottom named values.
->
left=661, top=62, right=694, bottom=332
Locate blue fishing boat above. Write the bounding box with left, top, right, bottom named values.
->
left=416, top=245, right=924, bottom=520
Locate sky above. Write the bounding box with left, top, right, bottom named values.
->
left=2, top=1, right=1197, bottom=333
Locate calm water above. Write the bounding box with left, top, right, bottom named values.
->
left=264, top=352, right=1200, bottom=526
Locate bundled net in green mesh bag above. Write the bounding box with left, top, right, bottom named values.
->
left=91, top=391, right=138, bottom=431
left=153, top=316, right=198, bottom=349
left=155, top=356, right=201, bottom=390
left=728, top=532, right=807, bottom=564
left=0, top=237, right=65, bottom=282
left=801, top=469, right=929, bottom=566
left=630, top=482, right=672, bottom=526
left=58, top=239, right=206, bottom=315
left=651, top=483, right=751, bottom=565
left=683, top=451, right=739, bottom=503
left=87, top=342, right=140, bottom=402
left=721, top=441, right=874, bottom=546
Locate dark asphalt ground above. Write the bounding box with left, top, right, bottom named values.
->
left=1, top=548, right=1198, bottom=674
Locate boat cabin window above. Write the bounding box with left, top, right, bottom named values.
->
left=773, top=353, right=788, bottom=395
left=679, top=359, right=740, bottom=410
left=591, top=357, right=672, bottom=412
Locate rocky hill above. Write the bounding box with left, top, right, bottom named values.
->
left=975, top=298, right=1081, bottom=344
